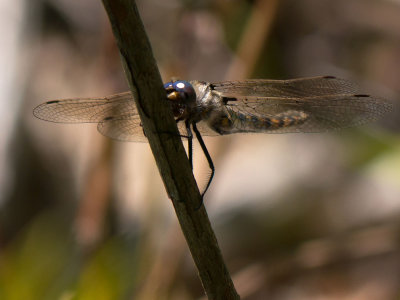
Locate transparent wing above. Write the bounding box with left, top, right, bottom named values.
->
left=176, top=120, right=221, bottom=137
left=33, top=92, right=136, bottom=123
left=33, top=92, right=151, bottom=141
left=96, top=114, right=147, bottom=142
left=98, top=115, right=217, bottom=142
left=225, top=94, right=392, bottom=133
left=212, top=76, right=393, bottom=133
left=212, top=76, right=360, bottom=97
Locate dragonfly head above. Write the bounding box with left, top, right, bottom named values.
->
left=164, top=80, right=196, bottom=118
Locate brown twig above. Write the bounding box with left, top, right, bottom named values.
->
left=225, top=0, right=280, bottom=80
left=100, top=1, right=239, bottom=299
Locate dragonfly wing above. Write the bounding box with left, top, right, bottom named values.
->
left=211, top=76, right=392, bottom=133
left=97, top=114, right=148, bottom=142
left=33, top=92, right=136, bottom=123
left=226, top=94, right=393, bottom=133
left=98, top=115, right=215, bottom=142
left=176, top=120, right=220, bottom=137
left=193, top=121, right=221, bottom=136
left=212, top=76, right=361, bottom=98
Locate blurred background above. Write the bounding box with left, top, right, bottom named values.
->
left=0, top=0, right=399, bottom=299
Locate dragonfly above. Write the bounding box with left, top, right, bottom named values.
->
left=33, top=76, right=392, bottom=201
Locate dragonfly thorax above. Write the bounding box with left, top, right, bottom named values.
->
left=190, top=80, right=227, bottom=123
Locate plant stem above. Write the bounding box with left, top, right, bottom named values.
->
left=101, top=1, right=239, bottom=298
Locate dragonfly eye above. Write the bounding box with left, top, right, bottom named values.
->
left=164, top=80, right=196, bottom=104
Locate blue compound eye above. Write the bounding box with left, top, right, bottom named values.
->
left=163, top=81, right=173, bottom=90
left=164, top=80, right=196, bottom=103
left=173, top=80, right=190, bottom=91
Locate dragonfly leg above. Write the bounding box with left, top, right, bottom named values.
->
left=185, top=120, right=193, bottom=169
left=192, top=122, right=214, bottom=208
left=173, top=118, right=190, bottom=139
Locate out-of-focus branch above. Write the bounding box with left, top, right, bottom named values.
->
left=226, top=0, right=280, bottom=80
left=100, top=1, right=239, bottom=298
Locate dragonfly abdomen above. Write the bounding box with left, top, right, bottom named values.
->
left=207, top=109, right=309, bottom=135
left=232, top=110, right=309, bottom=132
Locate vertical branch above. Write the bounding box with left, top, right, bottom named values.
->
left=226, top=0, right=280, bottom=80
left=101, top=1, right=239, bottom=299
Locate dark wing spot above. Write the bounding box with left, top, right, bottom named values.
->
left=46, top=100, right=60, bottom=104
left=222, top=96, right=237, bottom=104
left=354, top=94, right=370, bottom=97
left=103, top=116, right=114, bottom=121
left=323, top=76, right=336, bottom=79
